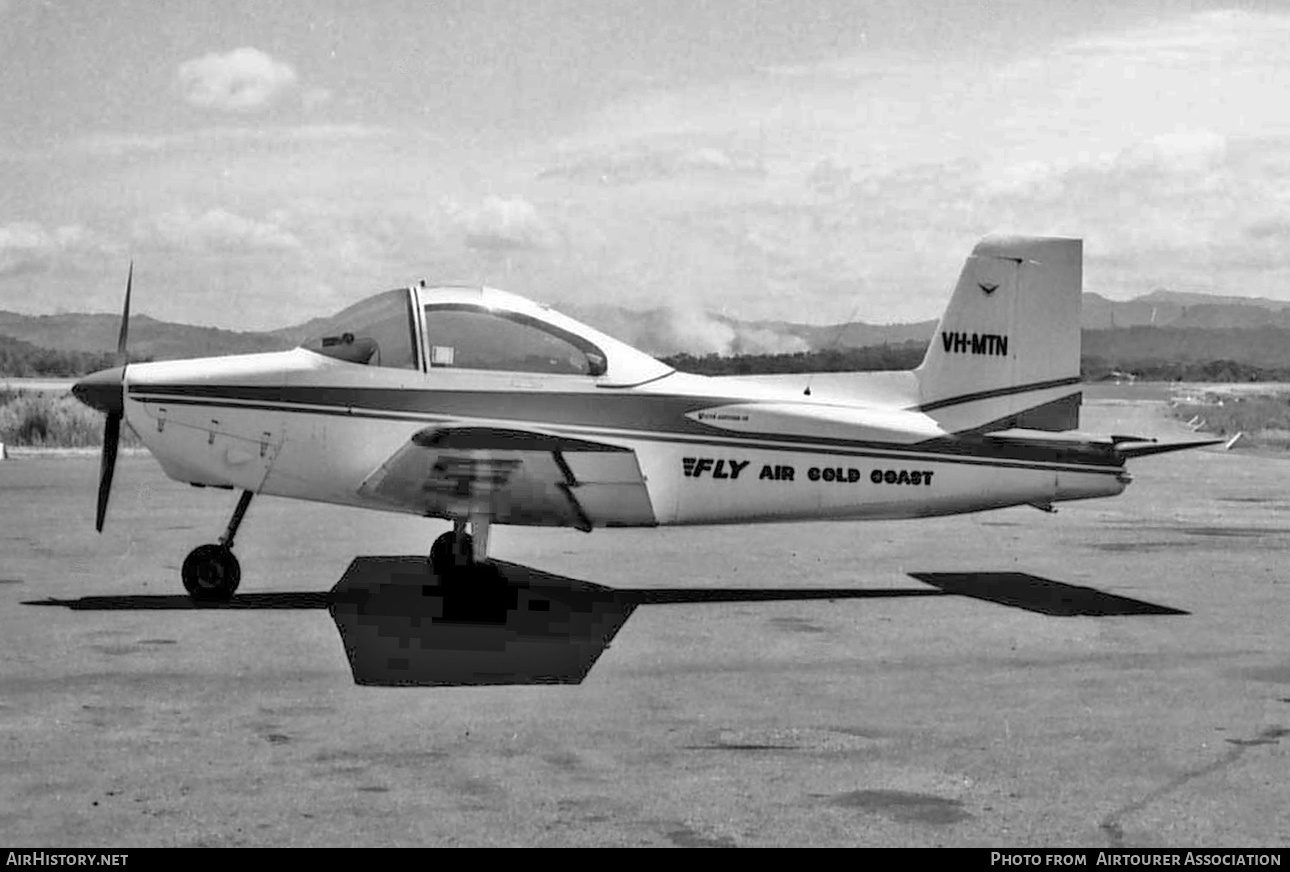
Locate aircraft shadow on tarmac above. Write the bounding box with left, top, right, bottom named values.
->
left=26, top=560, right=1186, bottom=687
left=907, top=572, right=1190, bottom=618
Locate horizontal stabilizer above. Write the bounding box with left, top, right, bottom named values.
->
left=1116, top=438, right=1222, bottom=459
left=412, top=426, right=631, bottom=453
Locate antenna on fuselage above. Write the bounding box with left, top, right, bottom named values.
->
left=804, top=296, right=864, bottom=397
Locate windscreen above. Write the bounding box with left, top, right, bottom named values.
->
left=300, top=289, right=417, bottom=369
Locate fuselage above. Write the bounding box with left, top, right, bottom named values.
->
left=119, top=341, right=1129, bottom=528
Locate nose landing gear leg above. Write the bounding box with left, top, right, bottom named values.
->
left=181, top=489, right=253, bottom=602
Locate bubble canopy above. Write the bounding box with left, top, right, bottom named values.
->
left=299, top=285, right=673, bottom=386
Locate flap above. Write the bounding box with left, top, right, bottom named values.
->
left=358, top=425, right=655, bottom=529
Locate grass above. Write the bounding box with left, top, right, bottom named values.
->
left=0, top=388, right=142, bottom=448
left=1170, top=391, right=1290, bottom=450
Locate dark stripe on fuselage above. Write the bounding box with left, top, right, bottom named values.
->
left=135, top=383, right=725, bottom=439
left=128, top=383, right=1124, bottom=474
left=914, top=376, right=1084, bottom=413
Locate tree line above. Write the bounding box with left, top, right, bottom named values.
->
left=0, top=334, right=150, bottom=377
left=661, top=342, right=928, bottom=375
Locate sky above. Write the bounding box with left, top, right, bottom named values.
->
left=3, top=0, right=1290, bottom=343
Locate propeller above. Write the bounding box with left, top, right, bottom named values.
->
left=72, top=263, right=132, bottom=532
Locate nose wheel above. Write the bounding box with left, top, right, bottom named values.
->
left=182, top=489, right=253, bottom=602
left=182, top=543, right=241, bottom=601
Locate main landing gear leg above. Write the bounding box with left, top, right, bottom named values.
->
left=182, top=490, right=252, bottom=602
left=428, top=515, right=491, bottom=580
left=428, top=516, right=508, bottom=621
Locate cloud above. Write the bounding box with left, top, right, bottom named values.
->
left=539, top=145, right=766, bottom=186
left=1244, top=217, right=1290, bottom=242
left=69, top=125, right=398, bottom=156
left=981, top=130, right=1230, bottom=203
left=143, top=208, right=302, bottom=252
left=177, top=47, right=299, bottom=112
left=0, top=222, right=114, bottom=277
left=452, top=196, right=554, bottom=252
left=558, top=9, right=1290, bottom=186
left=18, top=10, right=1290, bottom=329
left=1068, top=9, right=1272, bottom=61
left=991, top=10, right=1290, bottom=160
left=643, top=306, right=738, bottom=356
left=559, top=301, right=809, bottom=356
left=532, top=9, right=1290, bottom=316
left=661, top=310, right=811, bottom=356
left=806, top=158, right=854, bottom=195
left=302, top=87, right=333, bottom=113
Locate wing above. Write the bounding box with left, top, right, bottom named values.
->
left=357, top=425, right=656, bottom=529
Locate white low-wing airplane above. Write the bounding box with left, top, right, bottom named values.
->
left=73, top=236, right=1214, bottom=600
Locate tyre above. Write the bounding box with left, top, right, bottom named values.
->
left=181, top=543, right=241, bottom=602
left=429, top=531, right=472, bottom=577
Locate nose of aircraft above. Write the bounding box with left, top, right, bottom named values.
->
left=72, top=366, right=126, bottom=415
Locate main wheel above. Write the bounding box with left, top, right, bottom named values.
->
left=182, top=543, right=241, bottom=602
left=429, top=531, right=473, bottom=578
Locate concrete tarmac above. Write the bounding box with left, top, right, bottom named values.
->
left=1, top=398, right=1288, bottom=847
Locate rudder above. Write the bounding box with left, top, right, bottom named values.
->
left=915, top=236, right=1082, bottom=433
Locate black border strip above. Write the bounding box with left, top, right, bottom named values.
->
left=128, top=393, right=1124, bottom=477
left=914, top=376, right=1083, bottom=412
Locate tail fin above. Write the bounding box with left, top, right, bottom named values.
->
left=915, top=235, right=1083, bottom=433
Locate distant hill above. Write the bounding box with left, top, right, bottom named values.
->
left=9, top=286, right=1290, bottom=373
left=0, top=311, right=293, bottom=360
left=1135, top=288, right=1290, bottom=311
left=1081, top=292, right=1290, bottom=329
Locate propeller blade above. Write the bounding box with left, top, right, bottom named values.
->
left=116, top=261, right=132, bottom=366
left=93, top=263, right=133, bottom=532
left=96, top=411, right=121, bottom=532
